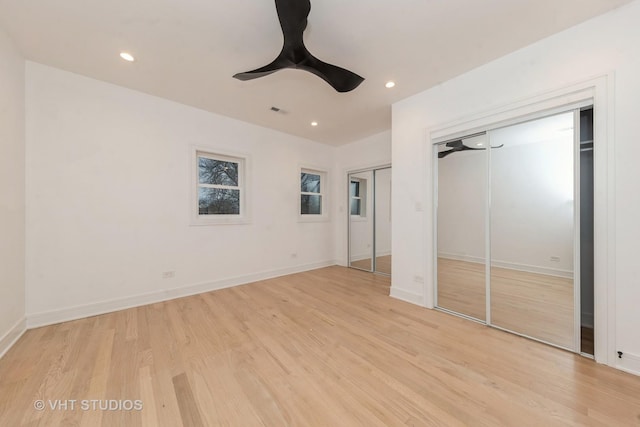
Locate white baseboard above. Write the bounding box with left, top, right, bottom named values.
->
left=27, top=260, right=336, bottom=328
left=438, top=252, right=574, bottom=279
left=350, top=252, right=371, bottom=262
left=0, top=317, right=27, bottom=359
left=438, top=252, right=485, bottom=265
left=350, top=251, right=391, bottom=263
left=616, top=352, right=640, bottom=377
left=390, top=287, right=424, bottom=306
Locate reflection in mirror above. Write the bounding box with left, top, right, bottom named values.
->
left=349, top=171, right=373, bottom=271
left=489, top=112, right=575, bottom=349
left=374, top=168, right=392, bottom=275
left=436, top=135, right=487, bottom=321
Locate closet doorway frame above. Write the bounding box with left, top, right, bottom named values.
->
left=433, top=106, right=587, bottom=354
left=428, top=75, right=614, bottom=365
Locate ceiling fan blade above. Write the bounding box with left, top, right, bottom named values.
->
left=232, top=58, right=287, bottom=81
left=233, top=61, right=283, bottom=81
left=460, top=145, right=483, bottom=152
left=275, top=0, right=310, bottom=39
left=297, top=53, right=364, bottom=92
left=445, top=140, right=463, bottom=148
left=438, top=142, right=505, bottom=158
left=233, top=0, right=364, bottom=92
left=438, top=150, right=456, bottom=159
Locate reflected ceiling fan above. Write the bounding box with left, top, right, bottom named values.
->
left=233, top=0, right=365, bottom=93
left=438, top=140, right=504, bottom=158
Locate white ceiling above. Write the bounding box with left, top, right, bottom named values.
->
left=0, top=0, right=631, bottom=145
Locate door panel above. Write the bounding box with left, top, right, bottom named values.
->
left=489, top=112, right=576, bottom=349
left=349, top=171, right=374, bottom=271
left=374, top=168, right=392, bottom=275
left=436, top=135, right=487, bottom=321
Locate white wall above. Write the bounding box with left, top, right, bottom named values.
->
left=0, top=29, right=26, bottom=356
left=25, top=63, right=336, bottom=325
left=392, top=0, right=640, bottom=371
left=333, top=131, right=391, bottom=265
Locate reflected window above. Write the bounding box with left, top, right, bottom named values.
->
left=350, top=179, right=366, bottom=217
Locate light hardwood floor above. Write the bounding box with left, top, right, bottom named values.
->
left=437, top=258, right=575, bottom=349
left=1, top=266, right=640, bottom=426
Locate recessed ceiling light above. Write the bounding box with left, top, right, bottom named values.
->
left=385, top=81, right=396, bottom=88
left=311, top=121, right=318, bottom=127
left=119, top=52, right=135, bottom=62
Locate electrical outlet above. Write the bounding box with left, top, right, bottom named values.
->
left=162, top=271, right=175, bottom=279
left=550, top=256, right=560, bottom=262
left=414, top=275, right=424, bottom=283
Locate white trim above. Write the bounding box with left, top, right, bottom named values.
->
left=600, top=72, right=616, bottom=367
left=344, top=162, right=393, bottom=176
left=190, top=146, right=252, bottom=226
left=349, top=251, right=391, bottom=263
left=573, top=109, right=582, bottom=353
left=27, top=260, right=336, bottom=328
left=485, top=133, right=492, bottom=325
left=350, top=252, right=374, bottom=262
left=430, top=80, right=599, bottom=142
left=390, top=287, right=425, bottom=306
left=427, top=74, right=614, bottom=366
left=0, top=317, right=27, bottom=359
left=429, top=141, right=438, bottom=310
left=298, top=165, right=330, bottom=222
left=616, top=353, right=640, bottom=377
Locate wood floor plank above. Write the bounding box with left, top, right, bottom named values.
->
left=1, top=266, right=640, bottom=426
left=172, top=372, right=204, bottom=427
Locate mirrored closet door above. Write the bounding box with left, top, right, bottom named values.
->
left=436, top=134, right=487, bottom=321
left=434, top=107, right=594, bottom=353
left=348, top=167, right=392, bottom=275
left=489, top=112, right=576, bottom=349
left=349, top=170, right=374, bottom=271
left=374, top=168, right=392, bottom=274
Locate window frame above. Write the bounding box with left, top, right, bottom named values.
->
left=191, top=147, right=250, bottom=226
left=299, top=166, right=329, bottom=222
left=350, top=177, right=367, bottom=220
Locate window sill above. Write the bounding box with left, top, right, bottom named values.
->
left=298, top=215, right=330, bottom=223
left=190, top=216, right=251, bottom=226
